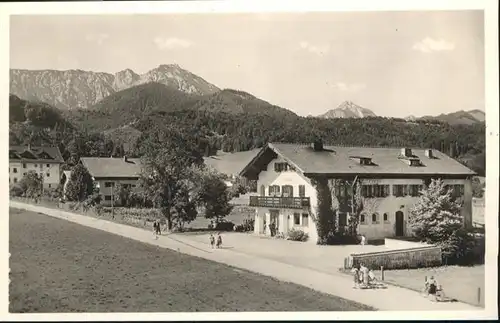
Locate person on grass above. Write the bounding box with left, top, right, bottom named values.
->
left=351, top=264, right=361, bottom=288
left=425, top=276, right=439, bottom=301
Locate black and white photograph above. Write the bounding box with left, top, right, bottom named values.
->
left=1, top=0, right=498, bottom=320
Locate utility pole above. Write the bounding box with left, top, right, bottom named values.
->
left=111, top=183, right=114, bottom=219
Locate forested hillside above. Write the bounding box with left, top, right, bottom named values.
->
left=9, top=82, right=486, bottom=177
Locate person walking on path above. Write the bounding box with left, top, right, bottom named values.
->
left=153, top=220, right=159, bottom=240
left=209, top=234, right=216, bottom=249
left=216, top=232, right=223, bottom=249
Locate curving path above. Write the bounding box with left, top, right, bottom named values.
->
left=10, top=201, right=483, bottom=312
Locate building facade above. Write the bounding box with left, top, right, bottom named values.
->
left=79, top=156, right=141, bottom=206
left=9, top=146, right=64, bottom=189
left=240, top=142, right=475, bottom=244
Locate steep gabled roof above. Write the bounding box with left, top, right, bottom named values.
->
left=240, top=143, right=476, bottom=179
left=80, top=157, right=142, bottom=179
left=9, top=146, right=64, bottom=163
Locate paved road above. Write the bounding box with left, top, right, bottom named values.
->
left=9, top=201, right=483, bottom=312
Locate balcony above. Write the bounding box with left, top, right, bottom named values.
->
left=249, top=196, right=310, bottom=209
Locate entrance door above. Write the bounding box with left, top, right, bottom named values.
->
left=270, top=210, right=279, bottom=236
left=395, top=211, right=404, bottom=236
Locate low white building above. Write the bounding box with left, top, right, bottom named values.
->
left=80, top=156, right=142, bottom=206
left=239, top=142, right=475, bottom=243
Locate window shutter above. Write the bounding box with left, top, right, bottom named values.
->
left=275, top=185, right=280, bottom=196
left=289, top=185, right=294, bottom=197
left=299, top=185, right=305, bottom=197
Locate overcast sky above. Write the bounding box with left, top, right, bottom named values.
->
left=10, top=11, right=484, bottom=118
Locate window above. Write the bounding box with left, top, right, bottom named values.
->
left=360, top=214, right=366, bottom=224
left=13, top=168, right=18, bottom=173
left=14, top=178, right=18, bottom=183
left=299, top=185, right=306, bottom=197
left=372, top=213, right=379, bottom=224
left=302, top=213, right=309, bottom=227
left=294, top=213, right=301, bottom=225
left=383, top=213, right=389, bottom=222
left=48, top=184, right=52, bottom=188
left=362, top=185, right=390, bottom=198
left=409, top=185, right=423, bottom=197
left=34, top=164, right=38, bottom=168
left=46, top=173, right=50, bottom=177
left=23, top=173, right=26, bottom=176
left=393, top=185, right=408, bottom=197
left=268, top=185, right=280, bottom=197
left=105, top=182, right=115, bottom=188
left=260, top=185, right=265, bottom=196
left=104, top=195, right=112, bottom=201
left=46, top=164, right=50, bottom=168
left=274, top=162, right=290, bottom=172
left=282, top=185, right=293, bottom=197
left=132, top=184, right=136, bottom=188
left=23, top=163, right=27, bottom=168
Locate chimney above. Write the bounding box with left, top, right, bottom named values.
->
left=123, top=155, right=128, bottom=163
left=425, top=149, right=433, bottom=158
left=312, top=139, right=324, bottom=152
left=401, top=148, right=412, bottom=157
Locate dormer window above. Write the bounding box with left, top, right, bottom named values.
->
left=274, top=162, right=290, bottom=172
left=349, top=156, right=373, bottom=166
left=409, top=158, right=421, bottom=167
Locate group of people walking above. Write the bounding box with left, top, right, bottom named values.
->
left=152, top=220, right=224, bottom=250
left=209, top=233, right=223, bottom=249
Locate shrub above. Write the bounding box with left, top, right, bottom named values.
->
left=325, top=232, right=360, bottom=245
left=10, top=184, right=24, bottom=197
left=215, top=220, right=235, bottom=231
left=234, top=218, right=255, bottom=232
left=287, top=229, right=309, bottom=242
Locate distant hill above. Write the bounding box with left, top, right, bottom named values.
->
left=318, top=101, right=377, bottom=119
left=418, top=110, right=485, bottom=125
left=9, top=64, right=220, bottom=110
left=65, top=82, right=298, bottom=132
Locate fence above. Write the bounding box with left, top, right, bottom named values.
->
left=345, top=245, right=442, bottom=270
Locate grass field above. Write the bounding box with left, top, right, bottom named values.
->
left=9, top=208, right=374, bottom=313
left=373, top=265, right=485, bottom=307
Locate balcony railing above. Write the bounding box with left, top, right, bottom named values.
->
left=249, top=196, right=310, bottom=209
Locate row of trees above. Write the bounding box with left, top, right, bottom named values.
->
left=55, top=125, right=234, bottom=230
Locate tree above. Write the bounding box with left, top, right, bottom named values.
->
left=18, top=171, right=43, bottom=198
left=198, top=167, right=233, bottom=224
left=114, top=183, right=132, bottom=207
left=65, top=164, right=95, bottom=202
left=139, top=126, right=204, bottom=231
left=471, top=177, right=485, bottom=198
left=409, top=178, right=474, bottom=263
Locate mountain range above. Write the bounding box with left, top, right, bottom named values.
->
left=10, top=65, right=485, bottom=126
left=9, top=64, right=219, bottom=110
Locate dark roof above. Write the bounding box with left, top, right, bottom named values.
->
left=9, top=145, right=64, bottom=163
left=240, top=143, right=476, bottom=178
left=80, top=157, right=142, bottom=179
